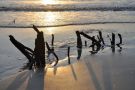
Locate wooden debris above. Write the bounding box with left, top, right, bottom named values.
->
left=67, top=46, right=70, bottom=64
left=46, top=42, right=59, bottom=66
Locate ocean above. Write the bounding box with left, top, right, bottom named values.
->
left=0, top=0, right=135, bottom=27
left=0, top=0, right=135, bottom=80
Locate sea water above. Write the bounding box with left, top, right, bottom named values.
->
left=0, top=0, right=135, bottom=80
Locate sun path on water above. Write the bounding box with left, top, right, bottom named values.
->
left=42, top=0, right=56, bottom=4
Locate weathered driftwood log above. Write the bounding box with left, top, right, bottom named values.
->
left=80, top=32, right=101, bottom=53
left=33, top=25, right=45, bottom=68
left=80, top=32, right=100, bottom=46
left=9, top=35, right=34, bottom=69
left=46, top=42, right=59, bottom=66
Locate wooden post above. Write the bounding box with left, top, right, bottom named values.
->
left=68, top=46, right=70, bottom=64
left=76, top=31, right=82, bottom=60
left=76, top=31, right=82, bottom=48
left=111, top=33, right=115, bottom=53
left=33, top=25, right=45, bottom=68
left=51, top=34, right=54, bottom=50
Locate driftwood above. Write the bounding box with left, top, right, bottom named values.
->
left=111, top=33, right=115, bottom=52
left=51, top=34, right=54, bottom=50
left=46, top=42, right=59, bottom=66
left=9, top=27, right=124, bottom=69
left=9, top=35, right=34, bottom=69
left=33, top=26, right=45, bottom=68
left=9, top=25, right=46, bottom=70
left=98, top=31, right=105, bottom=45
left=80, top=32, right=101, bottom=47
left=80, top=32, right=101, bottom=53
left=76, top=31, right=82, bottom=59
left=67, top=46, right=70, bottom=64
left=76, top=31, right=82, bottom=48
left=117, top=33, right=122, bottom=46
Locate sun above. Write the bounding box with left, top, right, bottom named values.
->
left=42, top=0, right=55, bottom=4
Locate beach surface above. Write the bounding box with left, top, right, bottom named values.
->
left=0, top=50, right=135, bottom=90
left=0, top=23, right=135, bottom=90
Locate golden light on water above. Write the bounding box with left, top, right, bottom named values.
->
left=45, top=12, right=56, bottom=22
left=42, top=0, right=56, bottom=4
left=44, top=12, right=56, bottom=34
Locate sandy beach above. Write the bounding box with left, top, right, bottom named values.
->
left=0, top=0, right=135, bottom=89
left=0, top=23, right=135, bottom=90
left=0, top=51, right=135, bottom=90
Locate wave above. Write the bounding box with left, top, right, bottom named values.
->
left=0, top=21, right=135, bottom=28
left=0, top=6, right=135, bottom=12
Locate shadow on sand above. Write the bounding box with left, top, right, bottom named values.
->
left=6, top=69, right=45, bottom=90
left=83, top=56, right=113, bottom=90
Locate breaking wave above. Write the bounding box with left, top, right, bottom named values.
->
left=0, top=6, right=135, bottom=12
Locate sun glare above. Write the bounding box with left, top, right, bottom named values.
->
left=44, top=12, right=56, bottom=34
left=42, top=0, right=55, bottom=4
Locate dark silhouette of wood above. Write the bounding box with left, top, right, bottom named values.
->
left=76, top=31, right=82, bottom=48
left=98, top=31, right=105, bottom=45
left=33, top=25, right=45, bottom=68
left=51, top=34, right=54, bottom=50
left=80, top=32, right=101, bottom=53
left=9, top=35, right=34, bottom=69
left=111, top=33, right=115, bottom=53
left=67, top=46, right=70, bottom=64
left=80, top=32, right=100, bottom=46
left=33, top=25, right=40, bottom=34
left=85, top=40, right=87, bottom=47
left=92, top=36, right=95, bottom=51
left=111, top=33, right=115, bottom=46
left=76, top=31, right=82, bottom=60
left=116, top=33, right=123, bottom=52
left=46, top=42, right=59, bottom=66
left=117, top=33, right=122, bottom=45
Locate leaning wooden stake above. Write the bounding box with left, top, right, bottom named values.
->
left=46, top=42, right=59, bottom=66
left=9, top=35, right=34, bottom=69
